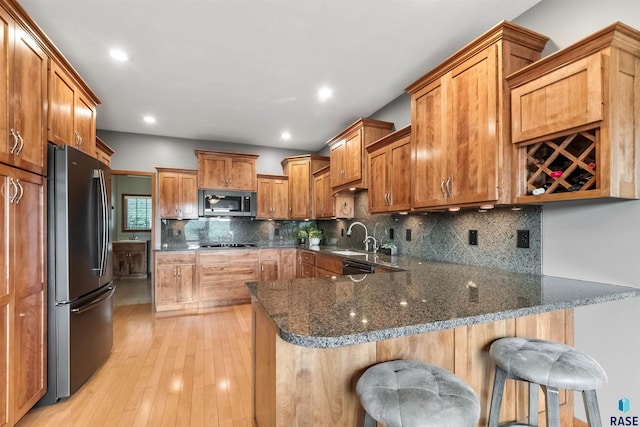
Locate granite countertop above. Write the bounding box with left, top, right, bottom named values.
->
left=246, top=256, right=640, bottom=349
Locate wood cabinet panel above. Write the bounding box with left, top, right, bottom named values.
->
left=327, top=119, right=393, bottom=193
left=195, top=150, right=258, bottom=191
left=315, top=253, right=342, bottom=276
left=0, top=15, right=48, bottom=176
left=408, top=21, right=547, bottom=209
left=257, top=175, right=288, bottom=220
left=282, top=155, right=329, bottom=220
left=198, top=250, right=257, bottom=307
left=112, top=242, right=147, bottom=278
left=154, top=251, right=197, bottom=311
left=95, top=137, right=114, bottom=167
left=367, top=125, right=412, bottom=213
left=157, top=168, right=197, bottom=219
left=508, top=23, right=640, bottom=202
left=511, top=53, right=603, bottom=144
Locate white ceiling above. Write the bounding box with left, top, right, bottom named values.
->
left=20, top=0, right=541, bottom=151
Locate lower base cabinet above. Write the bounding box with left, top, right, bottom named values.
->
left=154, top=251, right=197, bottom=312
left=252, top=305, right=574, bottom=427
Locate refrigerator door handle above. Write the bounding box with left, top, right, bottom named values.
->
left=70, top=285, right=115, bottom=315
left=95, top=168, right=109, bottom=276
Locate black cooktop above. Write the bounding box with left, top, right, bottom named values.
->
left=199, top=243, right=257, bottom=248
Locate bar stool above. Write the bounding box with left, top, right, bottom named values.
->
left=488, top=337, right=608, bottom=427
left=356, top=359, right=480, bottom=427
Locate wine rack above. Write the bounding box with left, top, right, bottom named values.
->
left=524, top=128, right=599, bottom=196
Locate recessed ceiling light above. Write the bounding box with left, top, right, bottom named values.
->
left=109, top=49, right=128, bottom=62
left=143, top=115, right=156, bottom=124
left=281, top=131, right=291, bottom=140
left=318, top=87, right=332, bottom=101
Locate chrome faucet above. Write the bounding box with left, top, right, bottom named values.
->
left=346, top=221, right=378, bottom=252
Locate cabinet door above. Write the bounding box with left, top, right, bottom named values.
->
left=112, top=249, right=129, bottom=277
left=313, top=174, right=324, bottom=218
left=176, top=264, right=196, bottom=303
left=48, top=61, right=75, bottom=146
left=198, top=156, right=228, bottom=189
left=128, top=249, right=146, bottom=275
left=389, top=136, right=412, bottom=211
left=271, top=178, right=288, bottom=219
left=288, top=160, right=311, bottom=219
left=260, top=260, right=279, bottom=281
left=12, top=170, right=46, bottom=419
left=11, top=25, right=47, bottom=176
left=156, top=264, right=177, bottom=305
left=511, top=53, right=603, bottom=144
left=178, top=173, right=198, bottom=219
left=158, top=172, right=179, bottom=218
left=279, top=249, right=296, bottom=280
left=412, top=79, right=448, bottom=208
left=74, top=92, right=96, bottom=156
left=0, top=167, right=11, bottom=427
left=257, top=178, right=273, bottom=219
left=330, top=141, right=345, bottom=188
left=229, top=157, right=256, bottom=191
left=0, top=9, right=11, bottom=169
left=368, top=147, right=389, bottom=213
left=343, top=129, right=362, bottom=184
left=448, top=45, right=499, bottom=206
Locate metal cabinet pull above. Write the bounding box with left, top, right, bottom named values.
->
left=440, top=179, right=446, bottom=197
left=445, top=176, right=452, bottom=197
left=9, top=129, right=19, bottom=154
left=8, top=178, right=18, bottom=203
left=14, top=180, right=23, bottom=204
left=15, top=131, right=24, bottom=155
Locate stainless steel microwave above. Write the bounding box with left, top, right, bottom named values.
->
left=198, top=190, right=257, bottom=217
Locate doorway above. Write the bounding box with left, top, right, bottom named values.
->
left=111, top=170, right=156, bottom=306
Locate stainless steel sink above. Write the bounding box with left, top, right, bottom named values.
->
left=330, top=250, right=367, bottom=256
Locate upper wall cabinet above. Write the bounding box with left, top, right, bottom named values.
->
left=281, top=155, right=329, bottom=220
left=406, top=21, right=548, bottom=210
left=0, top=6, right=48, bottom=176
left=327, top=118, right=393, bottom=193
left=366, top=125, right=412, bottom=213
left=507, top=22, right=640, bottom=203
left=313, top=166, right=355, bottom=219
left=195, top=150, right=258, bottom=191
left=48, top=60, right=98, bottom=157
left=157, top=168, right=198, bottom=219
left=257, top=174, right=289, bottom=220
left=95, top=137, right=115, bottom=167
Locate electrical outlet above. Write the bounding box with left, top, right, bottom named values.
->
left=517, top=230, right=530, bottom=248
left=389, top=228, right=394, bottom=240
left=406, top=229, right=412, bottom=241
left=274, top=228, right=280, bottom=236
left=341, top=228, right=344, bottom=237
left=469, top=230, right=478, bottom=245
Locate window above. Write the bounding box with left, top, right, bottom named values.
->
left=122, top=194, right=152, bottom=232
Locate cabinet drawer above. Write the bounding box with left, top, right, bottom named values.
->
left=200, top=282, right=250, bottom=302
left=198, top=249, right=259, bottom=263
left=300, top=263, right=315, bottom=278
left=156, top=252, right=196, bottom=264
left=510, top=52, right=603, bottom=144
left=299, top=251, right=315, bottom=265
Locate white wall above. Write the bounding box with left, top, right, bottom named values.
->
left=514, top=1, right=640, bottom=422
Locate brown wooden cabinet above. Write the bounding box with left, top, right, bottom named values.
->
left=313, top=166, right=355, bottom=219
left=281, top=155, right=329, bottom=220
left=198, top=250, right=258, bottom=307
left=0, top=7, right=48, bottom=176
left=154, top=251, right=197, bottom=312
left=113, top=241, right=147, bottom=278
left=195, top=150, right=258, bottom=191
left=0, top=164, right=46, bottom=424
left=314, top=253, right=343, bottom=277
left=257, top=174, right=288, bottom=220
left=157, top=168, right=198, bottom=219
left=48, top=60, right=97, bottom=157
left=407, top=21, right=548, bottom=210
left=259, top=248, right=297, bottom=281
left=507, top=23, right=640, bottom=203
left=327, top=118, right=394, bottom=193
left=296, top=249, right=316, bottom=278
left=95, top=137, right=115, bottom=167
left=366, top=125, right=412, bottom=213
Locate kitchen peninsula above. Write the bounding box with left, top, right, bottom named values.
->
left=247, top=254, right=640, bottom=426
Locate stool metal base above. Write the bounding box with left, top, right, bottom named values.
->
left=488, top=365, right=602, bottom=427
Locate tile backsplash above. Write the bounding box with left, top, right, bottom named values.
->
left=161, top=192, right=541, bottom=274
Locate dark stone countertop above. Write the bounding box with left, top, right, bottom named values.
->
left=246, top=254, right=640, bottom=348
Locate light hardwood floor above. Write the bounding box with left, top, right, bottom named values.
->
left=17, top=303, right=253, bottom=427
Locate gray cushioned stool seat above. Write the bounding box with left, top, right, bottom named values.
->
left=488, top=337, right=608, bottom=427
left=356, top=359, right=480, bottom=427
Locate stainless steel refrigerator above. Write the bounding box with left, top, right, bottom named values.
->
left=38, top=143, right=115, bottom=405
